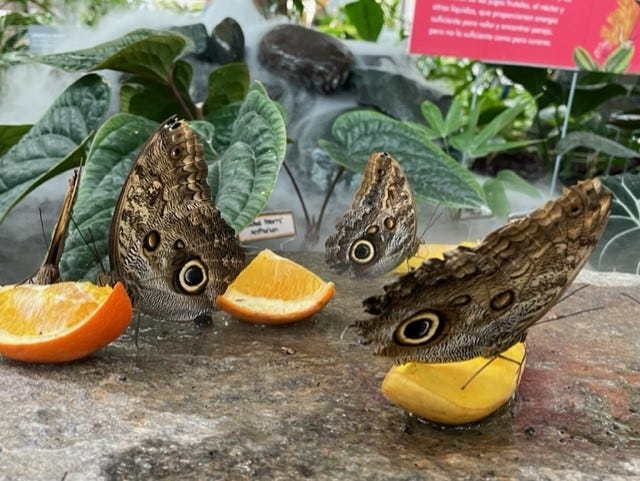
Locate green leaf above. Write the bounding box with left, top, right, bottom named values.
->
left=571, top=83, right=626, bottom=117
left=443, top=95, right=466, bottom=136
left=60, top=113, right=158, bottom=281
left=556, top=131, right=639, bottom=158
left=462, top=101, right=529, bottom=158
left=483, top=178, right=509, bottom=220
left=0, top=124, right=31, bottom=156
left=119, top=60, right=196, bottom=121
left=323, top=110, right=485, bottom=208
left=36, top=29, right=193, bottom=83
left=0, top=74, right=110, bottom=224
left=420, top=100, right=445, bottom=137
left=204, top=102, right=242, bottom=153
left=202, top=63, right=250, bottom=118
left=214, top=81, right=287, bottom=232
left=495, top=169, right=541, bottom=198
left=342, top=0, right=384, bottom=41
left=592, top=173, right=640, bottom=274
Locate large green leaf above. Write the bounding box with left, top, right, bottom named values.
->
left=0, top=74, right=110, bottom=224
left=213, top=82, right=287, bottom=231
left=592, top=174, right=640, bottom=274
left=60, top=113, right=158, bottom=281
left=321, top=110, right=485, bottom=208
left=202, top=63, right=250, bottom=118
left=36, top=29, right=193, bottom=83
left=119, top=60, right=196, bottom=120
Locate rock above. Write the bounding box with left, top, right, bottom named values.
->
left=206, top=17, right=245, bottom=64
left=258, top=24, right=353, bottom=93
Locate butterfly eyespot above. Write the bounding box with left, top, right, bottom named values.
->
left=143, top=231, right=160, bottom=252
left=366, top=225, right=379, bottom=235
left=490, top=290, right=514, bottom=311
left=350, top=239, right=376, bottom=264
left=170, top=146, right=182, bottom=159
left=394, top=311, right=445, bottom=346
left=384, top=217, right=396, bottom=230
left=377, top=168, right=386, bottom=177
left=176, top=259, right=208, bottom=294
left=174, top=239, right=185, bottom=250
left=568, top=204, right=583, bottom=217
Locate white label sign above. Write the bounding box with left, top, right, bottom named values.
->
left=239, top=211, right=296, bottom=242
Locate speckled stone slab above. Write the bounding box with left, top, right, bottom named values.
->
left=0, top=253, right=638, bottom=480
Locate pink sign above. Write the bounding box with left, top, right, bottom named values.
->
left=409, top=0, right=640, bottom=73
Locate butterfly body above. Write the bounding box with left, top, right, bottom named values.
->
left=109, top=116, right=244, bottom=320
left=358, top=178, right=612, bottom=364
left=325, top=152, right=419, bottom=278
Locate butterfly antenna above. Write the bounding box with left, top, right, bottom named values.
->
left=534, top=305, right=604, bottom=326
left=71, top=220, right=108, bottom=275
left=421, top=203, right=443, bottom=239
left=38, top=207, right=50, bottom=247
left=461, top=349, right=527, bottom=390
left=557, top=284, right=590, bottom=304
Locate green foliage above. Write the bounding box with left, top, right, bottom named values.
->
left=593, top=174, right=640, bottom=274
left=321, top=110, right=486, bottom=209
left=0, top=74, right=110, bottom=223
left=0, top=25, right=287, bottom=281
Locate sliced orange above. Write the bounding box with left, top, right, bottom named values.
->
left=0, top=281, right=132, bottom=363
left=216, top=249, right=336, bottom=325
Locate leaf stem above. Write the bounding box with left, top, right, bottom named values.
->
left=167, top=72, right=193, bottom=120
left=282, top=161, right=311, bottom=229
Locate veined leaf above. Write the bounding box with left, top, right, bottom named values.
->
left=322, top=110, right=485, bottom=208
left=214, top=82, right=287, bottom=232
left=60, top=113, right=157, bottom=281
left=203, top=63, right=250, bottom=118
left=119, top=60, right=196, bottom=121
left=592, top=174, right=640, bottom=274
left=36, top=28, right=193, bottom=83
left=0, top=74, right=110, bottom=224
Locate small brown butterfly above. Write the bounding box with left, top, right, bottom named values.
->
left=325, top=152, right=419, bottom=278
left=357, top=178, right=612, bottom=364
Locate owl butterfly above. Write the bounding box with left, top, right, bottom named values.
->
left=325, top=152, right=419, bottom=278
left=109, top=116, right=244, bottom=320
left=28, top=169, right=81, bottom=285
left=357, top=178, right=612, bottom=364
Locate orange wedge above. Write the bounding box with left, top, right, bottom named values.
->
left=216, top=249, right=336, bottom=325
left=0, top=281, right=132, bottom=363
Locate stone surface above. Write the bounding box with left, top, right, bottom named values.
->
left=0, top=253, right=638, bottom=480
left=258, top=24, right=353, bottom=93
left=207, top=17, right=245, bottom=64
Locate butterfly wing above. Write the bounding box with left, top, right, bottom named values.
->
left=358, top=178, right=612, bottom=363
left=109, top=116, right=244, bottom=320
left=325, top=152, right=419, bottom=278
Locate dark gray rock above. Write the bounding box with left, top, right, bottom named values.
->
left=258, top=24, right=353, bottom=93
left=206, top=17, right=245, bottom=64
